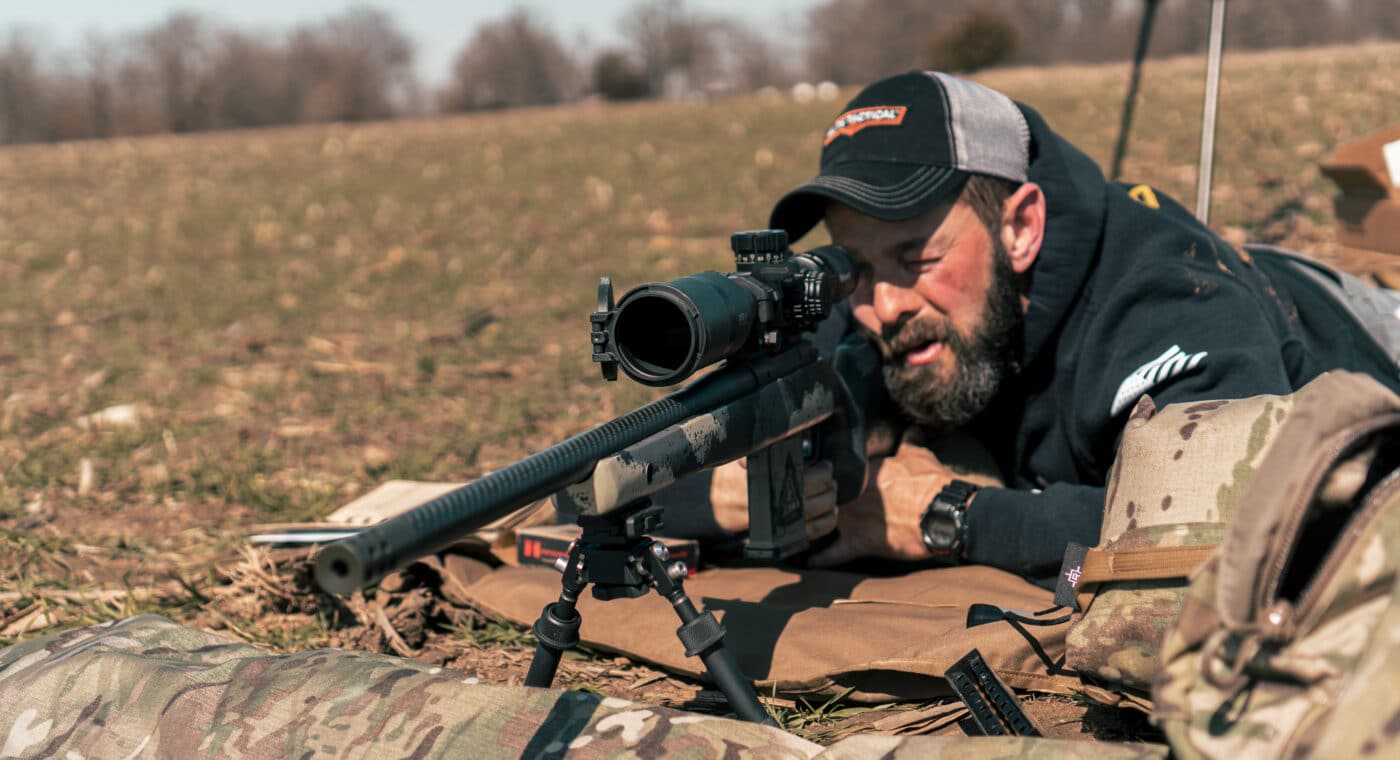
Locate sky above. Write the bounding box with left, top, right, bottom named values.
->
left=1, top=1, right=818, bottom=87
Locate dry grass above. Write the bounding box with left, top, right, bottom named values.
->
left=1, top=41, right=1398, bottom=737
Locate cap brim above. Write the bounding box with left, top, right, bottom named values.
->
left=769, top=163, right=968, bottom=241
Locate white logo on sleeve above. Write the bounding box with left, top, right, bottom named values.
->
left=1110, top=345, right=1208, bottom=416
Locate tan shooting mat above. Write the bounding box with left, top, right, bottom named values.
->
left=461, top=563, right=1076, bottom=701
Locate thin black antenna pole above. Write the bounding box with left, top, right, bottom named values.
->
left=1111, top=0, right=1161, bottom=181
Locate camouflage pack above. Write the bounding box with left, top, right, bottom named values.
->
left=1064, top=380, right=1303, bottom=693
left=0, top=614, right=1175, bottom=758
left=1152, top=370, right=1400, bottom=757
left=0, top=614, right=818, bottom=759
left=0, top=614, right=1176, bottom=759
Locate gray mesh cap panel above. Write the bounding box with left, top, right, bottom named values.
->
left=928, top=72, right=1030, bottom=183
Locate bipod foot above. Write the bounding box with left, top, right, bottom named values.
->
left=524, top=541, right=588, bottom=688
left=523, top=508, right=774, bottom=726
left=639, top=541, right=776, bottom=727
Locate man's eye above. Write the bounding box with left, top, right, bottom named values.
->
left=902, top=256, right=940, bottom=271
left=856, top=262, right=875, bottom=282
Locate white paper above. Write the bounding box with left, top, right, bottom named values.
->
left=1385, top=138, right=1400, bottom=189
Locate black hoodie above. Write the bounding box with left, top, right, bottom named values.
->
left=961, top=104, right=1400, bottom=584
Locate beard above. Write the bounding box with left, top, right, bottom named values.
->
left=879, top=241, right=1023, bottom=431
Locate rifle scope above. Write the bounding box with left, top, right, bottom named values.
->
left=592, top=230, right=858, bottom=386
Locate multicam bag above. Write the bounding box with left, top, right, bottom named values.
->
left=0, top=615, right=820, bottom=759
left=1152, top=371, right=1400, bottom=758
left=1063, top=380, right=1303, bottom=693
left=0, top=616, right=1174, bottom=759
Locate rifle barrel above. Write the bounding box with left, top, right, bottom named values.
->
left=314, top=346, right=815, bottom=593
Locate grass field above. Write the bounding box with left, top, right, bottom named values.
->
left=2, top=43, right=1399, bottom=736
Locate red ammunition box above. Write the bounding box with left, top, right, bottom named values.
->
left=516, top=524, right=701, bottom=576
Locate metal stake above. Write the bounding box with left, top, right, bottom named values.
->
left=1196, top=0, right=1228, bottom=224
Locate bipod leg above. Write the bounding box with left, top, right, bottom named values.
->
left=524, top=541, right=587, bottom=688
left=641, top=542, right=776, bottom=726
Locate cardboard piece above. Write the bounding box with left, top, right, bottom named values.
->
left=250, top=479, right=553, bottom=565
left=1320, top=123, right=1400, bottom=255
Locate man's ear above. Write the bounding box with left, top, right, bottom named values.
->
left=1000, top=182, right=1045, bottom=275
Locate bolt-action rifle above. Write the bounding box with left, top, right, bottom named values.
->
left=315, top=229, right=875, bottom=724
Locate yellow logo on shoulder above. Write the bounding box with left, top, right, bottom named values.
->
left=1128, top=184, right=1161, bottom=209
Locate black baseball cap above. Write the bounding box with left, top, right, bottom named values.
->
left=770, top=71, right=1030, bottom=241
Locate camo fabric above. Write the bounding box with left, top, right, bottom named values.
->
left=810, top=735, right=1168, bottom=759
left=1152, top=371, right=1400, bottom=758
left=0, top=614, right=821, bottom=759
left=0, top=615, right=1179, bottom=760
left=1065, top=383, right=1300, bottom=692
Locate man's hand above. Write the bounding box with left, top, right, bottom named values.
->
left=710, top=458, right=839, bottom=541
left=807, top=440, right=953, bottom=567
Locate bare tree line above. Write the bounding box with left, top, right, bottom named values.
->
left=0, top=8, right=417, bottom=145
left=1, top=0, right=1397, bottom=145
left=804, top=0, right=1400, bottom=84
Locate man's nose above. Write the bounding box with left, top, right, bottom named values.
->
left=871, top=279, right=922, bottom=326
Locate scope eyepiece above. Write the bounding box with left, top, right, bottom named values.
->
left=592, top=230, right=858, bottom=386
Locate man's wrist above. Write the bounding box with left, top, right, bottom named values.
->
left=920, top=480, right=979, bottom=562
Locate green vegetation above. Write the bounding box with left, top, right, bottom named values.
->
left=447, top=617, right=537, bottom=648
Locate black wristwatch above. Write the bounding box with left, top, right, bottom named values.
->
left=920, top=480, right=979, bottom=562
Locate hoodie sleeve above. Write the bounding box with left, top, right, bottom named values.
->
left=964, top=255, right=1299, bottom=582
left=964, top=483, right=1104, bottom=583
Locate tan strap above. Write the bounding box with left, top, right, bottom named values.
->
left=1080, top=544, right=1216, bottom=583
left=1074, top=544, right=1216, bottom=612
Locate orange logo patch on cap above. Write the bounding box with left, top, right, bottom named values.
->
left=824, top=106, right=908, bottom=145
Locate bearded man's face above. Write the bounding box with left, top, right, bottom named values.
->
left=827, top=199, right=1024, bottom=430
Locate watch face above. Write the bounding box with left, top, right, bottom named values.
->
left=922, top=481, right=976, bottom=558
left=921, top=507, right=958, bottom=551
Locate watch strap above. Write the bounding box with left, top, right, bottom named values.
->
left=923, top=479, right=979, bottom=562
left=939, top=479, right=980, bottom=509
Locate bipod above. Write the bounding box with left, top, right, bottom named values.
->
left=523, top=503, right=776, bottom=726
